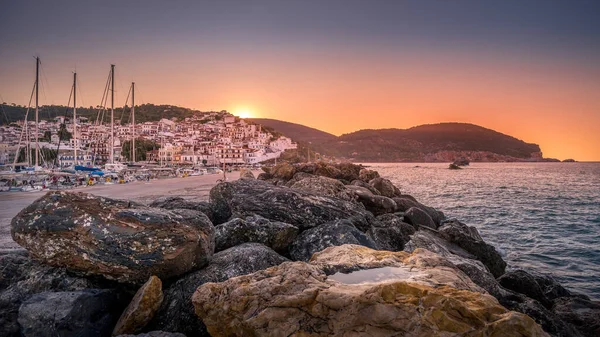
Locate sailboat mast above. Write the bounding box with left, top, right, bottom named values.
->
left=35, top=57, right=39, bottom=167
left=110, top=64, right=115, bottom=164
left=73, top=72, right=77, bottom=165
left=132, top=82, right=135, bottom=163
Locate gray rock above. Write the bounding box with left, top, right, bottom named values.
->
left=117, top=332, right=186, bottom=337
left=18, top=289, right=127, bottom=337
left=358, top=168, right=379, bottom=182
left=334, top=162, right=362, bottom=182
left=147, top=243, right=288, bottom=336
left=256, top=172, right=272, bottom=180
left=149, top=196, right=215, bottom=224
left=359, top=194, right=397, bottom=216
left=553, top=296, right=600, bottom=337
left=438, top=219, right=506, bottom=278
left=498, top=270, right=553, bottom=308
left=368, top=177, right=401, bottom=198
left=350, top=179, right=381, bottom=195
left=367, top=214, right=415, bottom=252
left=11, top=192, right=215, bottom=284
left=289, top=175, right=355, bottom=201
left=0, top=253, right=118, bottom=337
left=498, top=292, right=583, bottom=337
left=284, top=172, right=316, bottom=187
left=215, top=215, right=299, bottom=254
left=403, top=207, right=437, bottom=230
left=289, top=219, right=379, bottom=261
left=531, top=272, right=573, bottom=301
left=393, top=196, right=445, bottom=225
left=209, top=179, right=375, bottom=229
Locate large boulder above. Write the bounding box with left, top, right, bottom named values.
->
left=347, top=185, right=397, bottom=215
left=0, top=253, right=119, bottom=337
left=335, top=162, right=361, bottom=182
left=18, top=289, right=127, bottom=337
left=193, top=245, right=546, bottom=337
left=404, top=206, right=437, bottom=229
left=366, top=214, right=415, bottom=252
left=438, top=220, right=506, bottom=278
left=553, top=296, right=600, bottom=337
left=350, top=179, right=381, bottom=195
left=270, top=162, right=296, bottom=180
left=531, top=273, right=573, bottom=301
left=214, top=215, right=299, bottom=254
left=147, top=243, right=288, bottom=336
left=113, top=276, right=164, bottom=336
left=283, top=172, right=315, bottom=187
left=393, top=196, right=446, bottom=225
left=209, top=179, right=375, bottom=229
left=358, top=168, right=379, bottom=182
left=498, top=270, right=552, bottom=308
left=149, top=196, right=215, bottom=224
left=368, top=177, right=401, bottom=198
left=289, top=220, right=379, bottom=261
left=313, top=163, right=342, bottom=180
left=11, top=192, right=215, bottom=283
left=289, top=175, right=355, bottom=201
left=499, top=293, right=582, bottom=337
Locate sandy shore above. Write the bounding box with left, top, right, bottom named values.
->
left=0, top=171, right=253, bottom=252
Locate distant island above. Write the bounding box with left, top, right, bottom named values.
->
left=1, top=103, right=560, bottom=163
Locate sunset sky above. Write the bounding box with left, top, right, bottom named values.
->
left=1, top=0, right=599, bottom=160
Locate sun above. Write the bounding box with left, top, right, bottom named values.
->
left=235, top=108, right=253, bottom=119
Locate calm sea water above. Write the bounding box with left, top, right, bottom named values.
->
left=368, top=162, right=600, bottom=300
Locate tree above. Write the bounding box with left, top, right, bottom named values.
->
left=41, top=131, right=52, bottom=142
left=17, top=147, right=57, bottom=164
left=121, top=138, right=159, bottom=161
left=57, top=124, right=72, bottom=141
left=202, top=159, right=207, bottom=166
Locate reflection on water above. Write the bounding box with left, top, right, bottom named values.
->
left=328, top=267, right=413, bottom=284
left=367, top=162, right=600, bottom=300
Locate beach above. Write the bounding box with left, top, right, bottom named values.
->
left=0, top=171, right=253, bottom=252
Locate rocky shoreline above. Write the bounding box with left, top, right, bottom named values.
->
left=1, top=162, right=598, bottom=336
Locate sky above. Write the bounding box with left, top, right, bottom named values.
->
left=1, top=0, right=599, bottom=161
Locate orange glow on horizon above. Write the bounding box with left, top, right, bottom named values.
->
left=2, top=48, right=598, bottom=161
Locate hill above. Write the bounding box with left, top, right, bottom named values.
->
left=313, top=123, right=543, bottom=162
left=0, top=103, right=218, bottom=125
left=1, top=101, right=546, bottom=162
left=248, top=118, right=337, bottom=144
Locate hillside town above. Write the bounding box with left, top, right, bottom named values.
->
left=0, top=109, right=297, bottom=168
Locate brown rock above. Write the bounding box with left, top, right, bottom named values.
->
left=193, top=245, right=547, bottom=337
left=11, top=192, right=215, bottom=283
left=369, top=177, right=401, bottom=198
left=270, top=162, right=296, bottom=180
left=238, top=168, right=255, bottom=180
left=359, top=168, right=380, bottom=182
left=113, top=276, right=164, bottom=336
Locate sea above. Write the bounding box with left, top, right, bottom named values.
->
left=368, top=162, right=600, bottom=300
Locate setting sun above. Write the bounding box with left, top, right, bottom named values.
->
left=234, top=108, right=253, bottom=119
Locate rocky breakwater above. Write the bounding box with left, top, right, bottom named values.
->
left=2, top=161, right=598, bottom=337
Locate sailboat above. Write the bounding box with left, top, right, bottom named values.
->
left=12, top=57, right=49, bottom=175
